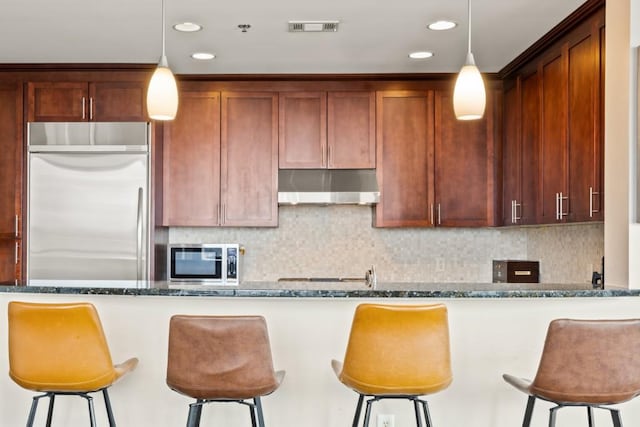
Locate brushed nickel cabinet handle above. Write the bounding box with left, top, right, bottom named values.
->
left=589, top=187, right=600, bottom=217
left=89, top=97, right=94, bottom=120
left=430, top=203, right=434, bottom=225
left=82, top=97, right=86, bottom=120
left=514, top=200, right=522, bottom=222
left=437, top=203, right=441, bottom=225
left=15, top=214, right=18, bottom=237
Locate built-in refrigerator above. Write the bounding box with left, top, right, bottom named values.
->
left=27, top=122, right=150, bottom=286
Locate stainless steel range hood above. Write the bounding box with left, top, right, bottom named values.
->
left=278, top=169, right=380, bottom=205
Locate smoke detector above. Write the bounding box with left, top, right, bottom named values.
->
left=288, top=20, right=339, bottom=32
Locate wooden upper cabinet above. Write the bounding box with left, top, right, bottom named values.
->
left=0, top=82, right=23, bottom=284
left=539, top=50, right=569, bottom=224
left=163, top=90, right=221, bottom=226
left=567, top=18, right=604, bottom=222
left=502, top=83, right=521, bottom=225
left=279, top=91, right=376, bottom=169
left=27, top=80, right=147, bottom=122
left=374, top=90, right=434, bottom=227
left=327, top=91, right=376, bottom=169
left=222, top=92, right=279, bottom=227
left=279, top=92, right=326, bottom=168
left=434, top=90, right=497, bottom=227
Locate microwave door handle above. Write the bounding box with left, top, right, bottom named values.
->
left=136, top=187, right=143, bottom=282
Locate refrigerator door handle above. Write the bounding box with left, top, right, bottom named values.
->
left=136, top=187, right=143, bottom=282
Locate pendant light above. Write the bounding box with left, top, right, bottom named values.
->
left=453, top=0, right=486, bottom=120
left=147, top=0, right=179, bottom=121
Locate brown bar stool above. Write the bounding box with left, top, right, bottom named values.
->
left=7, top=301, right=138, bottom=427
left=166, top=315, right=284, bottom=427
left=332, top=303, right=452, bottom=427
left=503, top=318, right=640, bottom=427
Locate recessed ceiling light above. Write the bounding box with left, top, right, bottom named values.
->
left=409, top=51, right=434, bottom=59
left=173, top=22, right=203, bottom=32
left=191, top=52, right=215, bottom=60
left=427, top=20, right=457, bottom=31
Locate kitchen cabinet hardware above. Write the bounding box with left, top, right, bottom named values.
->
left=589, top=187, right=600, bottom=218
left=555, top=192, right=568, bottom=220
left=511, top=200, right=522, bottom=224
left=15, top=215, right=19, bottom=238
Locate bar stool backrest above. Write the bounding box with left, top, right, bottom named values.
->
left=8, top=301, right=116, bottom=392
left=340, top=303, right=452, bottom=394
left=531, top=318, right=640, bottom=404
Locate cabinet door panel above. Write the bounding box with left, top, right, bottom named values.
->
left=0, top=239, right=18, bottom=284
left=435, top=91, right=495, bottom=227
left=520, top=72, right=540, bottom=224
left=163, top=91, right=221, bottom=226
left=567, top=33, right=600, bottom=222
left=327, top=91, right=375, bottom=169
left=375, top=91, right=434, bottom=227
left=539, top=53, right=568, bottom=223
left=91, top=81, right=147, bottom=121
left=279, top=92, right=326, bottom=168
left=502, top=84, right=520, bottom=225
left=27, top=82, right=88, bottom=122
left=0, top=83, right=22, bottom=238
left=222, top=92, right=278, bottom=226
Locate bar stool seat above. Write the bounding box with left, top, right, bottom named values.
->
left=503, top=318, right=640, bottom=427
left=8, top=301, right=138, bottom=427
left=167, top=315, right=284, bottom=427
left=332, top=303, right=452, bottom=427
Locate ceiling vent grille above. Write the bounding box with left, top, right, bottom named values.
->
left=288, top=21, right=339, bottom=32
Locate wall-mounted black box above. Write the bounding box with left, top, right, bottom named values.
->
left=492, top=260, right=540, bottom=283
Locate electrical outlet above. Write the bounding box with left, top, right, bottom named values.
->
left=377, top=414, right=395, bottom=427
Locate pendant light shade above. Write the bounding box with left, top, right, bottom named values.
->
left=453, top=0, right=485, bottom=121
left=147, top=0, right=178, bottom=121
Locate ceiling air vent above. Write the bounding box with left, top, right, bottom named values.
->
left=288, top=21, right=339, bottom=33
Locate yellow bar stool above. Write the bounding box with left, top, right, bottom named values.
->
left=504, top=318, right=640, bottom=427
left=7, top=301, right=138, bottom=427
left=166, top=315, right=285, bottom=427
left=332, top=303, right=453, bottom=427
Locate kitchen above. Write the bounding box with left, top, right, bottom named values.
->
left=0, top=0, right=638, bottom=426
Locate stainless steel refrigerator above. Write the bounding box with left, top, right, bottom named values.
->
left=27, top=122, right=150, bottom=286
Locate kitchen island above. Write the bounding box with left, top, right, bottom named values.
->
left=0, top=282, right=638, bottom=427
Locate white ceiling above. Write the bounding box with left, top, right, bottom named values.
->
left=0, top=0, right=586, bottom=75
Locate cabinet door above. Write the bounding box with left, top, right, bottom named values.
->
left=222, top=92, right=278, bottom=227
left=0, top=83, right=22, bottom=239
left=27, top=82, right=88, bottom=121
left=327, top=91, right=375, bottom=169
left=0, top=239, right=18, bottom=285
left=502, top=82, right=521, bottom=225
left=279, top=92, right=327, bottom=168
left=90, top=81, right=148, bottom=121
left=567, top=26, right=604, bottom=222
left=163, top=91, right=221, bottom=226
left=519, top=71, right=541, bottom=225
left=539, top=51, right=568, bottom=223
left=374, top=91, right=434, bottom=227
left=434, top=90, right=497, bottom=227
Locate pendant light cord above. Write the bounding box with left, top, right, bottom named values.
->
left=161, top=0, right=166, bottom=57
left=467, top=0, right=471, bottom=54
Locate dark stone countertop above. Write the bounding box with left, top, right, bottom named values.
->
left=0, top=280, right=635, bottom=298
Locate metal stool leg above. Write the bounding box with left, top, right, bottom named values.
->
left=587, top=406, right=594, bottom=427
left=363, top=399, right=374, bottom=427
left=610, top=409, right=623, bottom=427
left=352, top=395, right=365, bottom=427
left=548, top=406, right=559, bottom=427
left=255, top=397, right=266, bottom=427
left=45, top=394, right=55, bottom=427
left=27, top=394, right=46, bottom=427
left=248, top=400, right=258, bottom=427
left=420, top=400, right=433, bottom=427
left=187, top=400, right=203, bottom=427
left=103, top=389, right=116, bottom=427
left=413, top=399, right=423, bottom=427
left=87, top=395, right=97, bottom=427
left=523, top=396, right=536, bottom=427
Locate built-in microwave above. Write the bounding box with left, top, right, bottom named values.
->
left=168, top=244, right=240, bottom=284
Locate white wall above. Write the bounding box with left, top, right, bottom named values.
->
left=1, top=293, right=640, bottom=427
left=605, top=0, right=632, bottom=287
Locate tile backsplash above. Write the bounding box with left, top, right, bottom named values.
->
left=169, top=206, right=604, bottom=284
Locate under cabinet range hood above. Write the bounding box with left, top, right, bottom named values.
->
left=278, top=169, right=380, bottom=205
